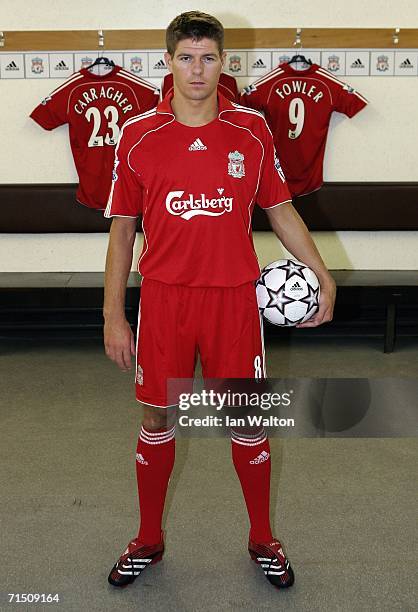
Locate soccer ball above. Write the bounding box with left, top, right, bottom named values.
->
left=256, top=259, right=320, bottom=326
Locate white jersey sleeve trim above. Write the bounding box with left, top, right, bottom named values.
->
left=262, top=199, right=292, bottom=210
left=136, top=399, right=180, bottom=408
left=104, top=213, right=139, bottom=218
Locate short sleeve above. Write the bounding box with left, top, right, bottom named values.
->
left=334, top=82, right=368, bottom=118
left=104, top=133, right=144, bottom=218
left=256, top=122, right=292, bottom=209
left=30, top=82, right=70, bottom=130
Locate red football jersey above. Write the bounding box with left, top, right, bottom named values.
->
left=105, top=93, right=291, bottom=287
left=240, top=63, right=368, bottom=197
left=161, top=72, right=239, bottom=102
left=30, top=66, right=159, bottom=209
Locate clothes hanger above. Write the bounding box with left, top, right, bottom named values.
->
left=287, top=53, right=312, bottom=67
left=87, top=56, right=115, bottom=69
left=286, top=28, right=312, bottom=70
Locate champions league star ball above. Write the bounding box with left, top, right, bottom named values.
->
left=256, top=259, right=320, bottom=326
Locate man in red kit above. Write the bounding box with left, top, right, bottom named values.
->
left=103, top=11, right=336, bottom=590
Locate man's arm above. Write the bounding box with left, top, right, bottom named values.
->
left=103, top=217, right=138, bottom=370
left=265, top=202, right=336, bottom=327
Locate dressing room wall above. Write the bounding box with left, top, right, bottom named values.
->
left=1, top=0, right=417, bottom=271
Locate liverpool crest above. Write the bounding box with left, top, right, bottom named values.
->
left=228, top=55, right=242, bottom=73
left=31, top=58, right=44, bottom=74
left=130, top=56, right=143, bottom=73
left=81, top=56, right=94, bottom=69
left=228, top=151, right=245, bottom=179
left=327, top=55, right=340, bottom=72
left=376, top=55, right=389, bottom=72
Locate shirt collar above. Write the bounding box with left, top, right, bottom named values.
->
left=157, top=90, right=235, bottom=118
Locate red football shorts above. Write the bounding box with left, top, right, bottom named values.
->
left=135, top=278, right=266, bottom=407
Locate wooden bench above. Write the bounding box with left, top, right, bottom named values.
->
left=1, top=182, right=417, bottom=352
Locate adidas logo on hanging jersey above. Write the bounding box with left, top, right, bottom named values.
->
left=188, top=138, right=207, bottom=151
left=250, top=450, right=270, bottom=464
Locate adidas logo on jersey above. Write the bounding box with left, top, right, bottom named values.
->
left=136, top=453, right=148, bottom=465
left=252, top=58, right=267, bottom=69
left=5, top=60, right=19, bottom=71
left=350, top=58, right=365, bottom=69
left=290, top=281, right=303, bottom=291
left=188, top=138, right=207, bottom=151
left=55, top=60, right=69, bottom=71
left=250, top=450, right=270, bottom=465
left=399, top=58, right=414, bottom=69
left=153, top=59, right=167, bottom=70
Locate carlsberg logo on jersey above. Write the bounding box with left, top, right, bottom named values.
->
left=166, top=190, right=233, bottom=220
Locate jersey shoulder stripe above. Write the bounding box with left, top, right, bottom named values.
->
left=122, top=108, right=158, bottom=131
left=48, top=72, right=83, bottom=98
left=316, top=67, right=368, bottom=103
left=119, top=72, right=158, bottom=92
left=119, top=69, right=158, bottom=92
left=247, top=67, right=284, bottom=90
left=232, top=102, right=273, bottom=137
left=352, top=90, right=368, bottom=104
left=316, top=67, right=346, bottom=87
left=111, top=109, right=158, bottom=167
left=230, top=102, right=264, bottom=118
left=227, top=104, right=273, bottom=136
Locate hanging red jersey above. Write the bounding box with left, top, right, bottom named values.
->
left=105, top=93, right=291, bottom=288
left=161, top=71, right=239, bottom=102
left=240, top=63, right=368, bottom=197
left=30, top=66, right=159, bottom=210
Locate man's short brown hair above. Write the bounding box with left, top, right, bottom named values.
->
left=166, top=11, right=224, bottom=56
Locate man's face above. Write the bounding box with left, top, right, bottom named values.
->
left=164, top=37, right=225, bottom=101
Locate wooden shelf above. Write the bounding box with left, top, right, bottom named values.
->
left=2, top=28, right=417, bottom=51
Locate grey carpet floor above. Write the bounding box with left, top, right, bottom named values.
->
left=1, top=336, right=417, bottom=612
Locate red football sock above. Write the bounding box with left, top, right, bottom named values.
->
left=231, top=428, right=273, bottom=542
left=136, top=424, right=176, bottom=545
